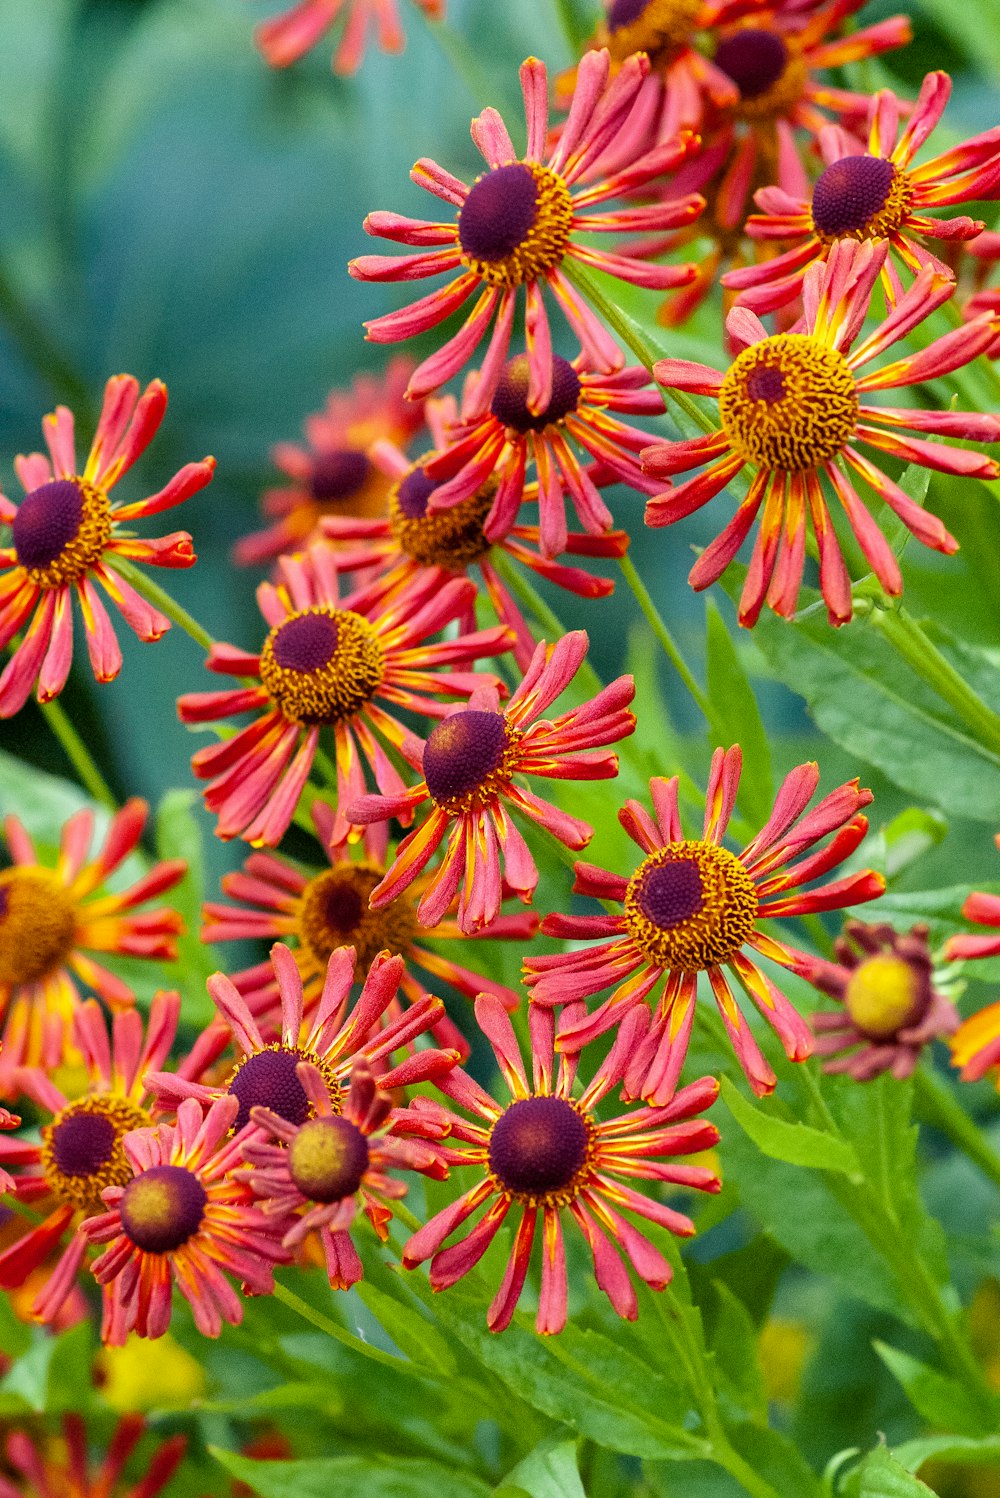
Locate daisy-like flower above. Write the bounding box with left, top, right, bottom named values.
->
left=254, top=0, right=442, bottom=75
left=233, top=358, right=425, bottom=567
left=961, top=231, right=1000, bottom=351
left=348, top=631, right=636, bottom=934
left=0, top=800, right=185, bottom=1092
left=0, top=992, right=179, bottom=1324
left=0, top=375, right=214, bottom=715
left=240, top=1058, right=446, bottom=1290
left=349, top=51, right=703, bottom=416
left=642, top=240, right=1000, bottom=627
left=945, top=834, right=1000, bottom=965
left=801, top=920, right=959, bottom=1080
left=202, top=802, right=535, bottom=1058
left=400, top=994, right=720, bottom=1334
left=177, top=541, right=512, bottom=848
left=0, top=1414, right=185, bottom=1498
left=146, top=942, right=459, bottom=1132
left=82, top=1095, right=288, bottom=1343
left=724, top=71, right=1000, bottom=313
left=525, top=745, right=885, bottom=1100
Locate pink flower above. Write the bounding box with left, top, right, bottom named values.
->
left=254, top=0, right=443, bottom=75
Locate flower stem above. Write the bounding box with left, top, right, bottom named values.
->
left=490, top=551, right=604, bottom=695
left=0, top=260, right=94, bottom=418
left=914, top=1064, right=1000, bottom=1193
left=869, top=602, right=1000, bottom=759
left=271, top=1278, right=408, bottom=1372
left=38, top=694, right=116, bottom=809
left=103, top=555, right=216, bottom=653
left=617, top=554, right=719, bottom=729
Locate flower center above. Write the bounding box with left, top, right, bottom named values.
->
left=712, top=27, right=806, bottom=118
left=844, top=954, right=921, bottom=1040
left=389, top=465, right=494, bottom=570
left=810, top=155, right=913, bottom=241
left=259, top=607, right=385, bottom=725
left=490, top=354, right=582, bottom=434
left=718, top=334, right=859, bottom=470
left=624, top=842, right=759, bottom=970
left=422, top=709, right=519, bottom=812
left=228, top=1045, right=341, bottom=1134
left=309, top=449, right=372, bottom=507
left=41, top=1095, right=151, bottom=1212
left=11, top=478, right=113, bottom=589
left=606, top=0, right=704, bottom=65
left=288, top=1116, right=370, bottom=1204
left=297, top=864, right=419, bottom=974
left=0, top=867, right=77, bottom=987
left=120, top=1164, right=208, bottom=1254
left=488, top=1095, right=593, bottom=1204
left=458, top=162, right=573, bottom=289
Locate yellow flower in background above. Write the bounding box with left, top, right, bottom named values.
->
left=97, top=1332, right=206, bottom=1412
left=759, top=1317, right=812, bottom=1405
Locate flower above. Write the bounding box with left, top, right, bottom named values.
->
left=233, top=358, right=426, bottom=567
left=724, top=71, right=1000, bottom=313
left=254, top=0, right=443, bottom=75
left=177, top=541, right=512, bottom=848
left=319, top=387, right=631, bottom=669
left=960, top=231, right=1000, bottom=354
left=202, top=801, right=535, bottom=1059
left=239, top=1058, right=446, bottom=1290
left=944, top=833, right=1000, bottom=964
left=642, top=239, right=1000, bottom=626
left=0, top=1414, right=185, bottom=1498
left=951, top=1004, right=1000, bottom=1087
left=348, top=630, right=636, bottom=934
left=801, top=920, right=959, bottom=1080
left=0, top=375, right=214, bottom=715
left=400, top=994, right=720, bottom=1334
left=349, top=52, right=702, bottom=415
left=146, top=941, right=459, bottom=1125
left=0, top=799, right=185, bottom=1091
left=0, top=992, right=179, bottom=1324
left=525, top=745, right=885, bottom=1099
left=83, top=1095, right=288, bottom=1343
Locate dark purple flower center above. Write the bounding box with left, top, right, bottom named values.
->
left=608, top=0, right=651, bottom=27
left=288, top=1116, right=369, bottom=1204
left=12, top=480, right=84, bottom=569
left=396, top=467, right=441, bottom=519
left=324, top=880, right=364, bottom=936
left=713, top=29, right=788, bottom=100
left=271, top=612, right=340, bottom=673
left=310, top=449, right=371, bottom=504
left=745, top=365, right=786, bottom=405
left=458, top=164, right=539, bottom=263
left=423, top=710, right=509, bottom=805
left=120, top=1164, right=208, bottom=1253
left=811, top=155, right=896, bottom=237
left=50, top=1111, right=116, bottom=1178
left=229, top=1048, right=311, bottom=1133
left=490, top=354, right=582, bottom=433
left=635, top=858, right=704, bottom=930
left=489, top=1096, right=590, bottom=1197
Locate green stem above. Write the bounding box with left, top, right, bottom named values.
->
left=869, top=603, right=1000, bottom=760
left=271, top=1279, right=407, bottom=1372
left=0, top=261, right=94, bottom=416
left=617, top=554, right=718, bottom=728
left=914, top=1065, right=1000, bottom=1194
left=103, top=555, right=215, bottom=654
left=709, top=1426, right=787, bottom=1498
left=38, top=695, right=116, bottom=809
left=490, top=551, right=604, bottom=693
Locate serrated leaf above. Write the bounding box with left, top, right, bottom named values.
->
left=721, top=1076, right=861, bottom=1177
left=210, top=1450, right=492, bottom=1498
left=704, top=597, right=774, bottom=825
left=494, top=1436, right=586, bottom=1498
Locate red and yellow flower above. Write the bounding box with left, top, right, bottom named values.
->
left=0, top=375, right=214, bottom=714
left=525, top=745, right=885, bottom=1099
left=254, top=0, right=443, bottom=75
left=0, top=1414, right=185, bottom=1498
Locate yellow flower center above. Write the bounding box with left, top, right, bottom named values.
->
left=605, top=0, right=703, bottom=64
left=120, top=1164, right=207, bottom=1254
left=810, top=155, right=914, bottom=243
left=288, top=1116, right=370, bottom=1203
left=258, top=607, right=385, bottom=725
left=0, top=867, right=77, bottom=987
left=11, top=477, right=113, bottom=589
left=624, top=841, right=759, bottom=971
left=297, top=864, right=419, bottom=975
left=487, top=1094, right=596, bottom=1207
left=458, top=161, right=573, bottom=289
left=718, top=334, right=859, bottom=471
left=389, top=467, right=494, bottom=571
left=41, top=1094, right=151, bottom=1212
left=844, top=954, right=919, bottom=1039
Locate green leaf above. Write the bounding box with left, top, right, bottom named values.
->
left=869, top=807, right=949, bottom=882
left=842, top=1445, right=936, bottom=1497
left=874, top=1342, right=996, bottom=1437
left=708, top=1281, right=767, bottom=1423
left=890, top=1434, right=1000, bottom=1472
left=720, top=1076, right=861, bottom=1177
left=494, top=1436, right=586, bottom=1498
left=355, top=1280, right=458, bottom=1377
left=727, top=1422, right=823, bottom=1498
left=155, top=788, right=221, bottom=1026
left=704, top=597, right=774, bottom=825
left=210, top=1450, right=492, bottom=1498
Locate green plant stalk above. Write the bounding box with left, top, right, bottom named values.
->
left=104, top=554, right=216, bottom=653
left=617, top=554, right=719, bottom=729
left=38, top=694, right=117, bottom=809
left=914, top=1064, right=1000, bottom=1193
left=0, top=261, right=94, bottom=417
left=490, top=550, right=604, bottom=696
left=869, top=603, right=1000, bottom=760
left=271, top=1279, right=411, bottom=1373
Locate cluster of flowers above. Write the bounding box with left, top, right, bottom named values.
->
left=2, top=0, right=1000, bottom=1353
